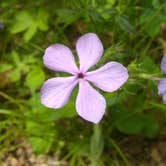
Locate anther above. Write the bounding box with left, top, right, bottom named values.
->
left=77, top=73, right=84, bottom=78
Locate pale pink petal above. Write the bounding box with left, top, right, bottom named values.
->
left=76, top=33, right=103, bottom=72
left=158, top=78, right=166, bottom=95
left=161, top=55, right=166, bottom=74
left=76, top=80, right=106, bottom=123
left=86, top=62, right=128, bottom=92
left=44, top=44, right=78, bottom=74
left=41, top=76, right=78, bottom=109
left=163, top=93, right=166, bottom=103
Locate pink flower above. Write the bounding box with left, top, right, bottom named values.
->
left=158, top=55, right=166, bottom=103
left=41, top=33, right=128, bottom=123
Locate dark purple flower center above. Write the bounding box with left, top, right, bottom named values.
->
left=77, top=72, right=84, bottom=79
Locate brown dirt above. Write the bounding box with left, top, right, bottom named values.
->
left=119, top=136, right=166, bottom=166
left=0, top=144, right=67, bottom=166
left=1, top=137, right=166, bottom=166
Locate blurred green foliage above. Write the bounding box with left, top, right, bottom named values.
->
left=1, top=0, right=166, bottom=165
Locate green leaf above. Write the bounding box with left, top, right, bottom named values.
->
left=0, top=109, right=14, bottom=115
left=33, top=103, right=76, bottom=122
left=116, top=114, right=144, bottom=134
left=26, top=121, right=44, bottom=136
left=56, top=9, right=78, bottom=25
left=88, top=10, right=103, bottom=22
left=140, top=9, right=166, bottom=37
left=11, top=51, right=20, bottom=65
left=25, top=67, right=45, bottom=92
left=26, top=119, right=55, bottom=154
left=0, top=63, right=12, bottom=72
left=104, top=91, right=127, bottom=107
left=10, top=9, right=49, bottom=42
left=152, top=0, right=161, bottom=9
left=112, top=109, right=159, bottom=137
left=10, top=69, right=21, bottom=82
left=111, top=108, right=143, bottom=134
left=28, top=92, right=77, bottom=122
left=138, top=56, right=159, bottom=74
left=54, top=101, right=76, bottom=120
left=30, top=136, right=53, bottom=154
left=37, top=9, right=49, bottom=31
left=24, top=23, right=37, bottom=42
left=10, top=11, right=33, bottom=34
left=145, top=18, right=162, bottom=37
left=115, top=16, right=134, bottom=33
left=142, top=115, right=159, bottom=138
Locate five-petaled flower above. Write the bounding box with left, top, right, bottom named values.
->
left=41, top=33, right=129, bottom=123
left=158, top=54, right=166, bottom=103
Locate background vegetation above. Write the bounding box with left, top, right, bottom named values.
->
left=0, top=0, right=166, bottom=165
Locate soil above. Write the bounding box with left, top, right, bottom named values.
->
left=119, top=136, right=166, bottom=166
left=0, top=143, right=67, bottom=166
left=1, top=136, right=166, bottom=166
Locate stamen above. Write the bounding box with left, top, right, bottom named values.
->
left=77, top=73, right=84, bottom=78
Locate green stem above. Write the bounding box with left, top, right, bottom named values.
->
left=0, top=91, right=23, bottom=109
left=132, top=73, right=159, bottom=80
left=110, top=138, right=132, bottom=166
left=29, top=43, right=44, bottom=52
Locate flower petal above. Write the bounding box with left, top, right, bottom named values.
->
left=162, top=93, right=166, bottom=103
left=161, top=55, right=166, bottom=74
left=158, top=78, right=166, bottom=95
left=86, top=62, right=128, bottom=92
left=41, top=76, right=78, bottom=109
left=44, top=44, right=78, bottom=74
left=76, top=80, right=106, bottom=123
left=76, top=33, right=103, bottom=72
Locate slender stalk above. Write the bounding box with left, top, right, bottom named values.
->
left=110, top=138, right=132, bottom=166
left=0, top=91, right=23, bottom=109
